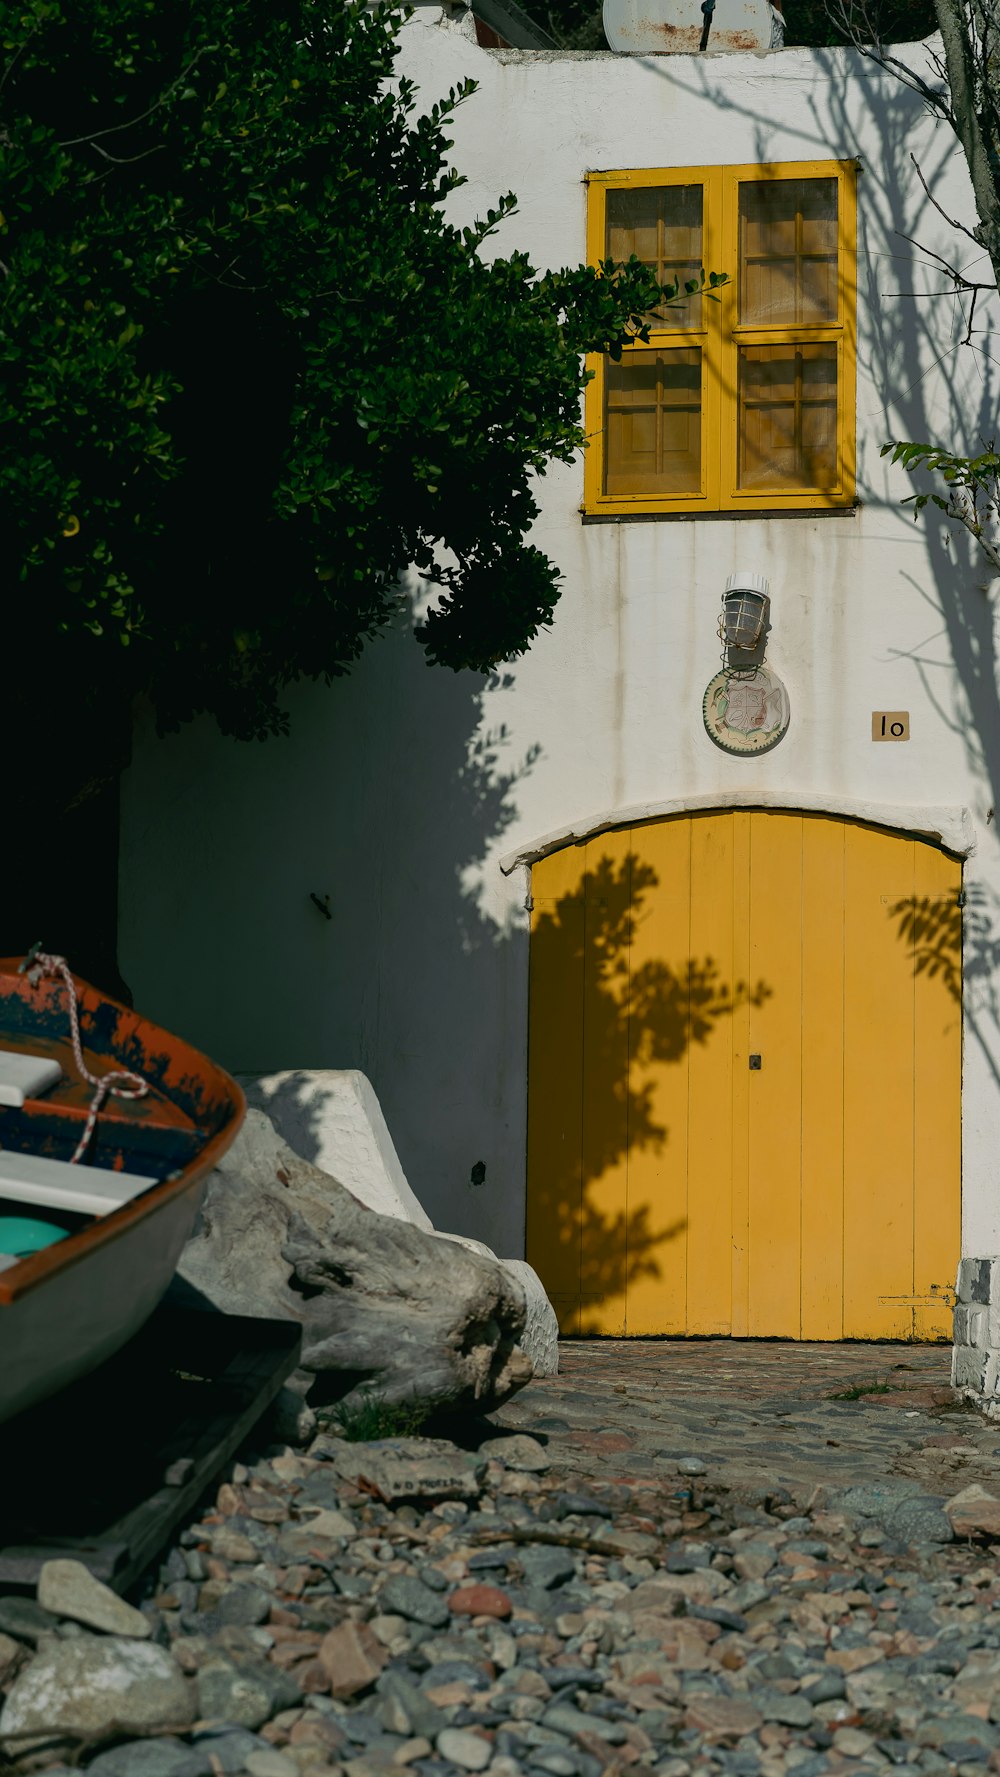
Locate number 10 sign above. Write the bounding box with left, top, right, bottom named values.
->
left=872, top=711, right=910, bottom=741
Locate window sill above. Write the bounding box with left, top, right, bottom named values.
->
left=580, top=503, right=862, bottom=524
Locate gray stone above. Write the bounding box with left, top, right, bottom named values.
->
left=756, top=1690, right=815, bottom=1727
left=330, top=1437, right=487, bottom=1505
left=0, top=1637, right=194, bottom=1745
left=725, top=1580, right=772, bottom=1614
left=190, top=1726, right=274, bottom=1773
left=517, top=1546, right=578, bottom=1589
left=36, top=1559, right=153, bottom=1639
left=435, top=1727, right=494, bottom=1769
left=677, top=1458, right=708, bottom=1476
left=0, top=1595, right=59, bottom=1644
left=376, top=1669, right=447, bottom=1739
left=212, top=1584, right=274, bottom=1627
left=802, top=1671, right=847, bottom=1703
left=886, top=1496, right=954, bottom=1545
left=479, top=1433, right=551, bottom=1473
left=543, top=1703, right=629, bottom=1742
left=378, top=1575, right=451, bottom=1627
left=244, top=1752, right=301, bottom=1777
left=196, top=1654, right=301, bottom=1728
left=86, top=1740, right=215, bottom=1777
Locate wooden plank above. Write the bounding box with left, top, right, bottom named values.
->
left=624, top=816, right=692, bottom=1335
left=730, top=811, right=752, bottom=1336
left=911, top=841, right=962, bottom=1341
left=747, top=812, right=803, bottom=1337
left=0, top=1302, right=301, bottom=1594
left=579, top=829, right=634, bottom=1334
left=526, top=844, right=588, bottom=1335
left=686, top=812, right=736, bottom=1333
left=800, top=813, right=846, bottom=1339
left=843, top=824, right=914, bottom=1337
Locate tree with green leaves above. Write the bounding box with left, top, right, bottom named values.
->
left=1, top=0, right=701, bottom=745
left=0, top=0, right=714, bottom=979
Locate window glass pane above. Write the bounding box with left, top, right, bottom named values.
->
left=604, top=347, right=701, bottom=495
left=739, top=177, right=838, bottom=325
left=738, top=343, right=837, bottom=490
left=606, top=185, right=704, bottom=326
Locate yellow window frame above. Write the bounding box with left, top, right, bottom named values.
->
left=583, top=161, right=857, bottom=516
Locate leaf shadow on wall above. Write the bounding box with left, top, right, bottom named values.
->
left=639, top=46, right=1000, bottom=1099
left=528, top=849, right=770, bottom=1333
left=891, top=883, right=1000, bottom=1090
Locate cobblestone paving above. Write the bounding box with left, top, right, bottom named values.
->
left=492, top=1342, right=1000, bottom=1505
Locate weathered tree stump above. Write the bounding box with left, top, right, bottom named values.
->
left=178, top=1109, right=532, bottom=1413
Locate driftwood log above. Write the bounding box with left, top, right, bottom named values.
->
left=178, top=1109, right=532, bottom=1413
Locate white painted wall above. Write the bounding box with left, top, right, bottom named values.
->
left=120, top=13, right=1000, bottom=1260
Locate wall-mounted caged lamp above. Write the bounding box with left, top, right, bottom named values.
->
left=719, top=571, right=770, bottom=655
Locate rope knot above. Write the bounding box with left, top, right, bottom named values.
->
left=22, top=951, right=148, bottom=1163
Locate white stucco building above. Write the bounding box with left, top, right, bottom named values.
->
left=120, top=7, right=1000, bottom=1386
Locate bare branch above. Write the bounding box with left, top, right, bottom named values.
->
left=893, top=225, right=994, bottom=291
left=58, top=46, right=215, bottom=150
left=946, top=486, right=1000, bottom=572
left=87, top=140, right=167, bottom=167
left=909, top=149, right=984, bottom=246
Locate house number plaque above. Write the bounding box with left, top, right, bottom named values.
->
left=872, top=712, right=910, bottom=741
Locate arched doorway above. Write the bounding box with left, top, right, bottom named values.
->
left=526, top=808, right=961, bottom=1340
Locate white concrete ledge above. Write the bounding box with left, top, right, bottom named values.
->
left=499, top=792, right=977, bottom=873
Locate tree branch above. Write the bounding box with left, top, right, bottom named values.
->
left=58, top=47, right=214, bottom=150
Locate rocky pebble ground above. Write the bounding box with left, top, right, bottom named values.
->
left=7, top=1387, right=1000, bottom=1777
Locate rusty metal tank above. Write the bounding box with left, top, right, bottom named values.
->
left=602, top=0, right=784, bottom=52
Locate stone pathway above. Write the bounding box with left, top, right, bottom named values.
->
left=493, top=1341, right=1000, bottom=1504
left=6, top=1340, right=1000, bottom=1777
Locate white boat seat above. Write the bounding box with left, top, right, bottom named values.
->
left=0, top=1151, right=156, bottom=1218
left=0, top=1053, right=62, bottom=1108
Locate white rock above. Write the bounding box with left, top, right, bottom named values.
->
left=238, top=1068, right=432, bottom=1227
left=436, top=1238, right=558, bottom=1376
left=245, top=1752, right=300, bottom=1777
left=0, top=1636, right=193, bottom=1742
left=436, top=1727, right=493, bottom=1770
left=479, top=1433, right=551, bottom=1473
left=236, top=1076, right=559, bottom=1377
left=501, top=1260, right=559, bottom=1376
left=37, top=1561, right=151, bottom=1639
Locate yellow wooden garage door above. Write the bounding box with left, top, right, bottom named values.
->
left=526, top=810, right=961, bottom=1340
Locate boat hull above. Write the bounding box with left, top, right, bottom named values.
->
left=0, top=1168, right=207, bottom=1423
left=0, top=959, right=245, bottom=1425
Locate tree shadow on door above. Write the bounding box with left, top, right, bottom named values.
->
left=528, top=847, right=770, bottom=1334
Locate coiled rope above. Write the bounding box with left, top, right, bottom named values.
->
left=21, top=950, right=148, bottom=1163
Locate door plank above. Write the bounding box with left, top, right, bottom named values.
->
left=526, top=844, right=588, bottom=1335
left=911, top=841, right=962, bottom=1341
left=625, top=816, right=693, bottom=1335
left=687, top=812, right=736, bottom=1334
left=800, top=814, right=846, bottom=1339
left=747, top=812, right=803, bottom=1338
left=843, top=824, right=915, bottom=1338
left=579, top=830, right=634, bottom=1334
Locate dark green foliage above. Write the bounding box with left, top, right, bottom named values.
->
left=0, top=0, right=680, bottom=743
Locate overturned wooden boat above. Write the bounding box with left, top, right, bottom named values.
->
left=0, top=951, right=245, bottom=1425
